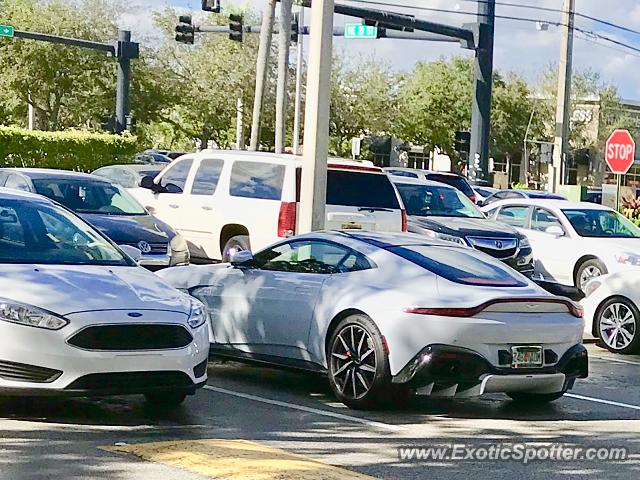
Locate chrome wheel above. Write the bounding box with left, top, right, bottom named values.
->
left=579, top=265, right=602, bottom=290
left=330, top=325, right=377, bottom=400
left=599, top=302, right=637, bottom=351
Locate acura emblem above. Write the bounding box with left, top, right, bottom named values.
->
left=137, top=241, right=152, bottom=253
left=495, top=240, right=503, bottom=249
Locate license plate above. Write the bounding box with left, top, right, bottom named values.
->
left=341, top=222, right=362, bottom=230
left=511, top=346, right=543, bottom=368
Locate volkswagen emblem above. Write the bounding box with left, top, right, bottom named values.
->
left=137, top=241, right=152, bottom=254
left=495, top=240, right=503, bottom=249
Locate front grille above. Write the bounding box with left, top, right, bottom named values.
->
left=467, top=237, right=518, bottom=260
left=123, top=242, right=168, bottom=254
left=65, top=371, right=193, bottom=391
left=67, top=324, right=193, bottom=351
left=0, top=360, right=62, bottom=383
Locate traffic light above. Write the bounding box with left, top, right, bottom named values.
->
left=364, top=15, right=414, bottom=32
left=454, top=130, right=471, bottom=154
left=291, top=12, right=299, bottom=43
left=229, top=14, right=243, bottom=42
left=175, top=15, right=195, bottom=44
left=201, top=0, right=220, bottom=13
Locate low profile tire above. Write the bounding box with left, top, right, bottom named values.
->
left=144, top=391, right=187, bottom=407
left=575, top=259, right=607, bottom=292
left=327, top=314, right=393, bottom=410
left=596, top=297, right=640, bottom=354
left=221, top=235, right=251, bottom=262
left=507, top=390, right=566, bottom=403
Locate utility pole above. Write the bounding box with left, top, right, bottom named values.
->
left=115, top=30, right=132, bottom=134
left=293, top=6, right=305, bottom=155
left=236, top=97, right=245, bottom=150
left=276, top=0, right=293, bottom=154
left=27, top=94, right=34, bottom=131
left=468, top=0, right=495, bottom=182
left=249, top=0, right=277, bottom=151
left=298, top=0, right=334, bottom=233
left=551, top=0, right=575, bottom=193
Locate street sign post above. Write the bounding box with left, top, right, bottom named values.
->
left=344, top=23, right=377, bottom=39
left=605, top=129, right=636, bottom=211
left=0, top=25, right=14, bottom=38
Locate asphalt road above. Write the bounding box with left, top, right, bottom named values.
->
left=1, top=343, right=639, bottom=480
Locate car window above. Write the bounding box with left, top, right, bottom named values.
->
left=531, top=208, right=564, bottom=233
left=191, top=159, right=224, bottom=196
left=0, top=206, right=26, bottom=247
left=423, top=174, right=474, bottom=197
left=4, top=174, right=30, bottom=192
left=94, top=167, right=137, bottom=189
left=159, top=159, right=193, bottom=193
left=496, top=206, right=529, bottom=228
left=229, top=161, right=285, bottom=200
left=388, top=245, right=528, bottom=287
left=388, top=170, right=419, bottom=179
left=395, top=183, right=483, bottom=218
left=563, top=209, right=640, bottom=238
left=0, top=172, right=9, bottom=187
left=253, top=240, right=372, bottom=274
left=326, top=170, right=400, bottom=209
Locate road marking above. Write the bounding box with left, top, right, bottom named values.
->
left=590, top=354, right=640, bottom=366
left=203, top=385, right=403, bottom=432
left=566, top=393, right=640, bottom=411
left=105, top=439, right=378, bottom=479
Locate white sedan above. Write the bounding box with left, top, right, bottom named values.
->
left=582, top=272, right=640, bottom=354
left=0, top=188, right=208, bottom=405
left=483, top=199, right=640, bottom=291
left=158, top=231, right=587, bottom=409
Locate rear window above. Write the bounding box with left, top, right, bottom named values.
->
left=424, top=174, right=474, bottom=197
left=326, top=170, right=400, bottom=209
left=229, top=161, right=285, bottom=200
left=389, top=245, right=527, bottom=287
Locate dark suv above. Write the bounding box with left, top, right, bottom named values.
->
left=391, top=176, right=534, bottom=277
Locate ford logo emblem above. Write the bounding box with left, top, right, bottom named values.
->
left=137, top=241, right=152, bottom=253
left=127, top=312, right=143, bottom=318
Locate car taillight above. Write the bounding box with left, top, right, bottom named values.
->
left=404, top=298, right=583, bottom=318
left=278, top=202, right=296, bottom=238
left=469, top=194, right=477, bottom=203
left=401, top=209, right=408, bottom=232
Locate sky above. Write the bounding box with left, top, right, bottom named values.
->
left=121, top=1, right=640, bottom=100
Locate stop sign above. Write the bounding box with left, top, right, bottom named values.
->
left=605, top=129, right=636, bottom=174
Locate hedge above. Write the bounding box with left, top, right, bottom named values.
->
left=0, top=126, right=138, bottom=172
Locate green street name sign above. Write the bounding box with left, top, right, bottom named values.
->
left=0, top=25, right=14, bottom=38
left=344, top=23, right=377, bottom=39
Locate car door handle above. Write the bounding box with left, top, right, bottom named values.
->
left=201, top=206, right=213, bottom=211
left=169, top=204, right=179, bottom=209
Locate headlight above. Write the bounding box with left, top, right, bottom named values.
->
left=519, top=237, right=531, bottom=249
left=170, top=234, right=188, bottom=252
left=187, top=299, right=207, bottom=329
left=424, top=230, right=467, bottom=246
left=615, top=253, right=640, bottom=266
left=0, top=299, right=68, bottom=330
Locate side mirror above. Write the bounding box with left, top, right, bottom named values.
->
left=229, top=250, right=254, bottom=267
left=119, top=245, right=142, bottom=263
left=477, top=200, right=486, bottom=207
left=140, top=175, right=162, bottom=193
left=545, top=225, right=565, bottom=237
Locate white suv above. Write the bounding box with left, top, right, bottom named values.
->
left=129, top=150, right=406, bottom=261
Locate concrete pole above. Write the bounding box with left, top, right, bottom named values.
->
left=115, top=30, right=132, bottom=134
left=292, top=6, right=305, bottom=156
left=551, top=0, right=575, bottom=193
left=276, top=0, right=293, bottom=154
left=249, top=0, right=277, bottom=151
left=468, top=0, right=495, bottom=183
left=298, top=0, right=334, bottom=233
left=236, top=97, right=245, bottom=150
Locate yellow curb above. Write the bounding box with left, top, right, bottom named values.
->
left=103, top=439, right=379, bottom=480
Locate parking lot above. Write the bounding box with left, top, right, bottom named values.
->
left=1, top=343, right=638, bottom=480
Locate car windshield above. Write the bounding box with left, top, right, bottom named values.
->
left=32, top=179, right=147, bottom=216
left=424, top=174, right=474, bottom=197
left=562, top=209, right=640, bottom=238
left=388, top=244, right=527, bottom=287
left=0, top=198, right=132, bottom=266
left=395, top=183, right=484, bottom=218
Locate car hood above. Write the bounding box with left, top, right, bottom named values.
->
left=408, top=216, right=520, bottom=237
left=80, top=213, right=174, bottom=245
left=0, top=265, right=191, bottom=316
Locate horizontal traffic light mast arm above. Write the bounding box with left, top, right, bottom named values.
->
left=12, top=29, right=116, bottom=55
left=291, top=0, right=475, bottom=47
left=196, top=25, right=458, bottom=42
